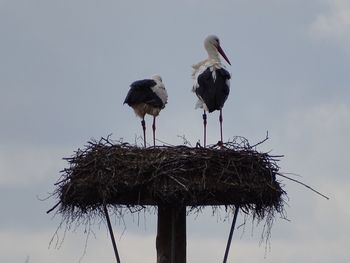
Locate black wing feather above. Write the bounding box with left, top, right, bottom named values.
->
left=124, top=79, right=163, bottom=108
left=196, top=68, right=230, bottom=112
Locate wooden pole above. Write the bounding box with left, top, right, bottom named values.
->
left=223, top=206, right=239, bottom=263
left=103, top=204, right=121, bottom=263
left=156, top=205, right=186, bottom=263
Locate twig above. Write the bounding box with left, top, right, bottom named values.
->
left=168, top=175, right=189, bottom=191
left=47, top=201, right=61, bottom=214
left=250, top=131, right=269, bottom=149
left=277, top=173, right=329, bottom=200
left=155, top=138, right=175, bottom=147
left=177, top=135, right=192, bottom=146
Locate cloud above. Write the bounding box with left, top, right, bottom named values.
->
left=3, top=192, right=350, bottom=263
left=310, top=0, right=350, bottom=50
left=0, top=228, right=156, bottom=263
left=283, top=102, right=350, bottom=181
left=0, top=145, right=66, bottom=187
left=0, top=1, right=349, bottom=263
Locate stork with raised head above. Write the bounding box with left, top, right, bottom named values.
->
left=192, top=35, right=231, bottom=147
left=124, top=75, right=168, bottom=147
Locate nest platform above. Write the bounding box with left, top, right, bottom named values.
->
left=51, top=137, right=285, bottom=220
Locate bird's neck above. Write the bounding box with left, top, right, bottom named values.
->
left=206, top=46, right=221, bottom=62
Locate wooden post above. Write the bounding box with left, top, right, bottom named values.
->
left=223, top=206, right=239, bottom=263
left=156, top=205, right=186, bottom=263
left=103, top=204, right=121, bottom=263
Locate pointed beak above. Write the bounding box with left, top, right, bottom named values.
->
left=217, top=45, right=231, bottom=65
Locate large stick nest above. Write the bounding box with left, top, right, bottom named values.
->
left=50, top=136, right=286, bottom=221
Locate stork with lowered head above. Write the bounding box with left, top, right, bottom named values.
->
left=124, top=75, right=168, bottom=147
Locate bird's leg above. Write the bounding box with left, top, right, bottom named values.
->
left=219, top=109, right=223, bottom=146
left=203, top=110, right=207, bottom=147
left=152, top=116, right=156, bottom=147
left=141, top=118, right=146, bottom=148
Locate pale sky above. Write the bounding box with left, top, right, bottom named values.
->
left=1, top=0, right=349, bottom=262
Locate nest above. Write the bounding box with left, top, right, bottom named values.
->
left=49, top=136, right=286, bottom=222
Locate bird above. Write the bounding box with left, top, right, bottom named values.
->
left=124, top=75, right=168, bottom=147
left=192, top=35, right=231, bottom=147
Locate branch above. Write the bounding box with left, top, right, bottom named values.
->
left=277, top=173, right=329, bottom=200
left=46, top=201, right=61, bottom=214
left=250, top=131, right=269, bottom=149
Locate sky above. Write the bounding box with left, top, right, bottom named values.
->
left=0, top=0, right=349, bottom=262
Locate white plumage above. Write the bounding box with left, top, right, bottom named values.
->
left=150, top=75, right=168, bottom=108
left=191, top=35, right=231, bottom=146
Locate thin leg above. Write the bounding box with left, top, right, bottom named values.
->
left=219, top=109, right=223, bottom=144
left=152, top=116, right=156, bottom=147
left=141, top=118, right=146, bottom=148
left=103, top=204, right=121, bottom=263
left=223, top=206, right=239, bottom=263
left=204, top=113, right=207, bottom=147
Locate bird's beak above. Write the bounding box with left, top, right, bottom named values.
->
left=217, top=45, right=231, bottom=65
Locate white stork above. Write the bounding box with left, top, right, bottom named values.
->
left=124, top=75, right=168, bottom=147
left=192, top=35, right=231, bottom=147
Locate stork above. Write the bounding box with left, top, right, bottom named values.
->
left=192, top=35, right=231, bottom=147
left=124, top=75, right=168, bottom=147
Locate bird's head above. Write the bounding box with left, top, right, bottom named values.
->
left=204, top=35, right=231, bottom=65
left=151, top=75, right=163, bottom=83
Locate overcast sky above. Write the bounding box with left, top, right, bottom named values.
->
left=1, top=0, right=349, bottom=262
